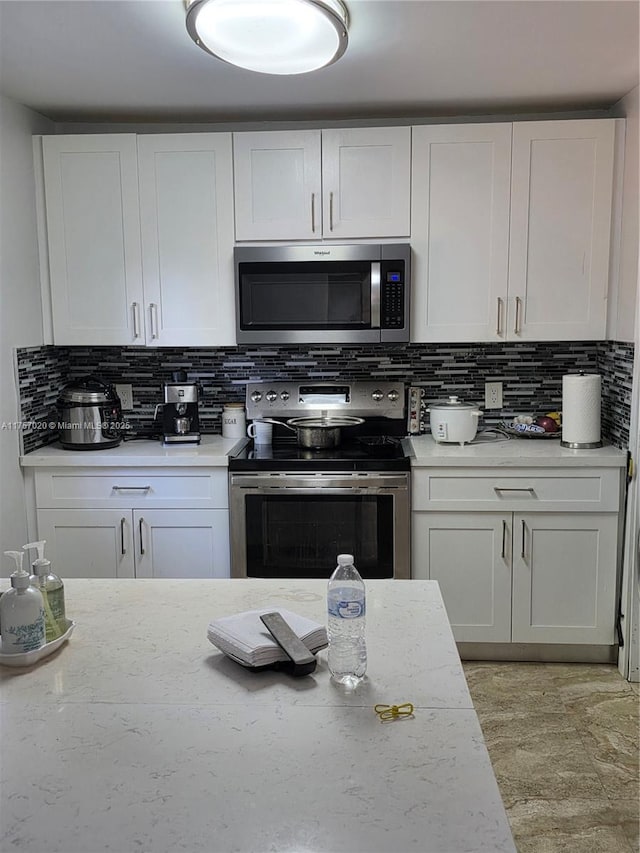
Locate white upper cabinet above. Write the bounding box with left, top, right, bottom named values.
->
left=42, top=135, right=144, bottom=346
left=411, top=124, right=512, bottom=342
left=411, top=119, right=616, bottom=342
left=41, top=133, right=235, bottom=347
left=233, top=130, right=321, bottom=240
left=508, top=120, right=615, bottom=341
left=233, top=126, right=411, bottom=240
left=137, top=134, right=236, bottom=346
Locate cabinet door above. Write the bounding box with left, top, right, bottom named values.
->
left=138, top=134, right=236, bottom=346
left=133, top=510, right=230, bottom=579
left=411, top=124, right=512, bottom=342
left=37, top=509, right=135, bottom=578
left=508, top=120, right=615, bottom=341
left=42, top=135, right=144, bottom=345
left=233, top=130, right=321, bottom=240
left=412, top=512, right=512, bottom=643
left=321, top=127, right=411, bottom=238
left=512, top=512, right=618, bottom=644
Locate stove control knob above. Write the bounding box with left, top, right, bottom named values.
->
left=280, top=391, right=290, bottom=401
left=372, top=389, right=384, bottom=402
left=387, top=390, right=399, bottom=402
left=266, top=390, right=278, bottom=402
left=250, top=391, right=262, bottom=403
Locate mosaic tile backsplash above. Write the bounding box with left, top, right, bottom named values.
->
left=16, top=341, right=634, bottom=453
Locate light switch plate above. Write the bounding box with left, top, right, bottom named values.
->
left=484, top=381, right=503, bottom=409
left=115, top=384, right=133, bottom=410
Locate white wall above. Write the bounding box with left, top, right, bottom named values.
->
left=611, top=86, right=639, bottom=343
left=0, top=94, right=53, bottom=564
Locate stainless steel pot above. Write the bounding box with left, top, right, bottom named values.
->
left=261, top=416, right=364, bottom=449
left=56, top=376, right=123, bottom=450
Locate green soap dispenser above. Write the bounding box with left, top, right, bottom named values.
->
left=24, top=540, right=66, bottom=641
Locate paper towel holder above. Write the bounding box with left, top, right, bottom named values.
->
left=560, top=371, right=603, bottom=450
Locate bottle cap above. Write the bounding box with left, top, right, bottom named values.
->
left=23, top=540, right=51, bottom=575
left=4, top=551, right=30, bottom=589
left=337, top=554, right=354, bottom=565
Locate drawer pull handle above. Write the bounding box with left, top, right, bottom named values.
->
left=329, top=191, right=334, bottom=231
left=139, top=517, right=145, bottom=556
left=149, top=303, right=159, bottom=339
left=521, top=519, right=526, bottom=559
left=494, top=487, right=535, bottom=493
left=132, top=302, right=141, bottom=339
left=113, top=486, right=151, bottom=492
left=120, top=517, right=126, bottom=556
left=496, top=297, right=504, bottom=336
left=514, top=296, right=523, bottom=335
left=311, top=193, right=316, bottom=233
left=501, top=519, right=507, bottom=559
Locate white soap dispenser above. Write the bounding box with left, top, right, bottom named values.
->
left=0, top=551, right=46, bottom=654
left=25, top=540, right=66, bottom=642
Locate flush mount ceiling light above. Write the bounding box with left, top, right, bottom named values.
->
left=185, top=0, right=349, bottom=75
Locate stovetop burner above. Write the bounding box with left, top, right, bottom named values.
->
left=228, top=435, right=409, bottom=471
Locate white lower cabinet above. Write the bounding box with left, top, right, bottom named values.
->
left=34, top=468, right=231, bottom=579
left=411, top=467, right=622, bottom=647
left=37, top=508, right=230, bottom=579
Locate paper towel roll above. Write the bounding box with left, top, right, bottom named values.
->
left=561, top=373, right=602, bottom=447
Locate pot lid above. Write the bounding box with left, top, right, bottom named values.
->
left=58, top=376, right=119, bottom=405
left=286, top=416, right=364, bottom=428
left=427, top=395, right=479, bottom=411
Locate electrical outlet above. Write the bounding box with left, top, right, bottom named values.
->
left=115, top=384, right=133, bottom=410
left=484, top=381, right=503, bottom=409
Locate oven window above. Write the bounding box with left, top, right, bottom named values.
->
left=244, top=494, right=394, bottom=579
left=239, top=261, right=372, bottom=330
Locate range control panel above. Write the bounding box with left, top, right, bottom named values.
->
left=246, top=382, right=406, bottom=421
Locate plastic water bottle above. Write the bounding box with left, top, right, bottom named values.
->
left=327, top=554, right=367, bottom=686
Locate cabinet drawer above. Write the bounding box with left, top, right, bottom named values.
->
left=35, top=468, right=228, bottom=509
left=412, top=468, right=621, bottom=512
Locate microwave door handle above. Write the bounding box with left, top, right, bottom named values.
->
left=371, top=262, right=381, bottom=328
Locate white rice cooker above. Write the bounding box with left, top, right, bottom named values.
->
left=427, top=396, right=482, bottom=445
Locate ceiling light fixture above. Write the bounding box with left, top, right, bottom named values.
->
left=185, top=0, right=349, bottom=75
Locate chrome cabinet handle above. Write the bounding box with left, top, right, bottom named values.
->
left=120, top=517, right=126, bottom=556
left=149, top=303, right=159, bottom=339
left=132, top=302, right=141, bottom=338
left=311, top=193, right=316, bottom=233
left=501, top=519, right=507, bottom=559
left=496, top=297, right=504, bottom=336
left=494, top=487, right=535, bottom=493
left=521, top=519, right=526, bottom=559
left=139, top=517, right=145, bottom=556
left=329, top=191, right=334, bottom=231
left=514, top=296, right=523, bottom=335
left=113, top=485, right=151, bottom=492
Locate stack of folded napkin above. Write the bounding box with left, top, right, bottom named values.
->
left=207, top=607, right=328, bottom=668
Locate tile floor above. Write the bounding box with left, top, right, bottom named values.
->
left=463, top=662, right=639, bottom=853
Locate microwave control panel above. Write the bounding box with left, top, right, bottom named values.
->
left=380, top=262, right=405, bottom=329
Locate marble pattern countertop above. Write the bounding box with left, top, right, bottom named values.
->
left=1, top=579, right=515, bottom=853
left=408, top=434, right=627, bottom=467
left=19, top=435, right=246, bottom=467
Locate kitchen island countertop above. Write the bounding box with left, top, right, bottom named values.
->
left=408, top=433, right=627, bottom=467
left=20, top=435, right=246, bottom=467
left=0, top=578, right=515, bottom=853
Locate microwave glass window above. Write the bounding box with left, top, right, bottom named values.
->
left=239, top=261, right=372, bottom=330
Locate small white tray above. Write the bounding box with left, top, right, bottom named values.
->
left=0, top=619, right=75, bottom=667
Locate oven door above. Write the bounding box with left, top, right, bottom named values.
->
left=230, top=471, right=410, bottom=579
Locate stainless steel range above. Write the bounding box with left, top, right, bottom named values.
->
left=229, top=382, right=410, bottom=580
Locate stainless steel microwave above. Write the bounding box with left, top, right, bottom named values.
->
left=234, top=243, right=410, bottom=344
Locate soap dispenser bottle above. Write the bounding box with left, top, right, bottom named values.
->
left=0, top=551, right=46, bottom=654
left=24, top=540, right=66, bottom=642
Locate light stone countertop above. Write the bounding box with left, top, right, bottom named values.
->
left=19, top=435, right=246, bottom=467
left=407, top=433, right=627, bottom=467
left=0, top=578, right=516, bottom=853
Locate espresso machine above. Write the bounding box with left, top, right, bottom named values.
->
left=159, top=371, right=201, bottom=444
